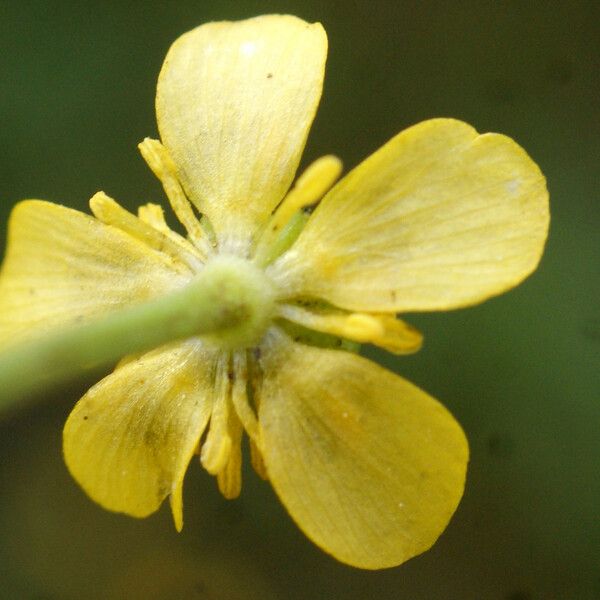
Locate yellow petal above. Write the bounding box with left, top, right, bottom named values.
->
left=269, top=118, right=549, bottom=312
left=63, top=341, right=217, bottom=530
left=156, top=15, right=327, bottom=243
left=278, top=303, right=422, bottom=354
left=0, top=200, right=190, bottom=349
left=258, top=330, right=468, bottom=569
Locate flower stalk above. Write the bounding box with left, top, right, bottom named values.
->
left=0, top=255, right=272, bottom=410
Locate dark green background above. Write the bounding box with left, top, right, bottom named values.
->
left=1, top=1, right=599, bottom=599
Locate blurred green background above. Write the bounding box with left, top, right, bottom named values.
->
left=1, top=1, right=599, bottom=599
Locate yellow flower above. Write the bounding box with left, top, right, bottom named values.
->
left=0, top=15, right=549, bottom=569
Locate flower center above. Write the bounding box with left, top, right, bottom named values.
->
left=197, top=254, right=276, bottom=350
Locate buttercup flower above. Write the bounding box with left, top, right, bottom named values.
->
left=0, top=15, right=549, bottom=568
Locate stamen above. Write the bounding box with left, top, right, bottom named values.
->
left=254, top=155, right=342, bottom=266
left=200, top=356, right=232, bottom=475
left=216, top=410, right=243, bottom=499
left=278, top=304, right=423, bottom=355
left=138, top=138, right=213, bottom=256
left=89, top=192, right=202, bottom=272
left=244, top=349, right=269, bottom=480
left=200, top=353, right=245, bottom=499
left=230, top=351, right=259, bottom=440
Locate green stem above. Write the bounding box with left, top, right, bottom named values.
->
left=0, top=255, right=273, bottom=411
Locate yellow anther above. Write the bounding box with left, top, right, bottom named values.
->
left=216, top=411, right=243, bottom=499
left=271, top=155, right=342, bottom=232
left=341, top=314, right=386, bottom=340
left=200, top=430, right=232, bottom=475
left=138, top=203, right=169, bottom=232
